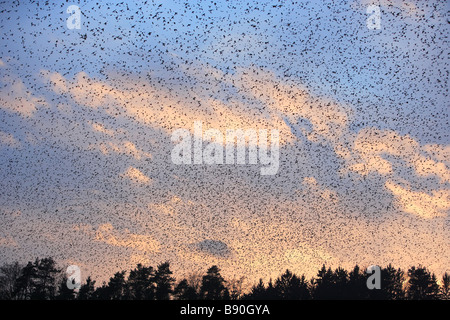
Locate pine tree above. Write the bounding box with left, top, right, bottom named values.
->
left=78, top=276, right=96, bottom=300
left=406, top=266, right=440, bottom=300
left=125, top=264, right=155, bottom=300
left=200, top=266, right=227, bottom=300
left=440, top=273, right=450, bottom=300
left=55, top=276, right=76, bottom=300
left=154, top=262, right=175, bottom=300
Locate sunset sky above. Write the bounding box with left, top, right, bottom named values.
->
left=0, top=0, right=448, bottom=286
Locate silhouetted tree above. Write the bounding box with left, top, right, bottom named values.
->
left=406, top=266, right=440, bottom=300
left=92, top=282, right=109, bottom=300
left=78, top=276, right=96, bottom=300
left=14, top=258, right=60, bottom=300
left=100, top=271, right=126, bottom=300
left=32, top=257, right=60, bottom=300
left=125, top=264, right=155, bottom=300
left=185, top=271, right=203, bottom=297
left=245, top=278, right=267, bottom=300
left=174, top=279, right=199, bottom=300
left=0, top=262, right=22, bottom=300
left=313, top=265, right=336, bottom=299
left=154, top=262, right=175, bottom=300
left=264, top=278, right=279, bottom=300
left=200, top=266, right=228, bottom=300
left=440, top=273, right=450, bottom=300
left=347, top=265, right=367, bottom=299
left=55, top=276, right=76, bottom=300
left=275, top=269, right=310, bottom=300
left=380, top=264, right=405, bottom=300
left=333, top=267, right=349, bottom=299
left=14, top=262, right=36, bottom=300
left=227, top=276, right=246, bottom=300
left=2, top=257, right=450, bottom=300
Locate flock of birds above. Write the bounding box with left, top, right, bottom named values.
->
left=0, top=0, right=448, bottom=284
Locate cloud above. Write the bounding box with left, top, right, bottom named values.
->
left=90, top=121, right=115, bottom=136
left=121, top=167, right=151, bottom=184
left=0, top=131, right=20, bottom=148
left=414, top=144, right=450, bottom=183
left=385, top=181, right=450, bottom=219
left=414, top=157, right=450, bottom=183
left=39, top=67, right=297, bottom=147
left=232, top=66, right=352, bottom=145
left=335, top=127, right=449, bottom=218
left=148, top=196, right=184, bottom=216
left=92, top=141, right=152, bottom=160
left=0, top=236, right=18, bottom=248
left=347, top=128, right=419, bottom=175
left=0, top=75, right=47, bottom=116
left=95, top=223, right=160, bottom=253
left=40, top=70, right=68, bottom=94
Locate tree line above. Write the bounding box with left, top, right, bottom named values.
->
left=0, top=257, right=448, bottom=300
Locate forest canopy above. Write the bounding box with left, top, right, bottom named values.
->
left=0, top=257, right=448, bottom=300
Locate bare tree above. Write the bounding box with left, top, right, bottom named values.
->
left=226, top=276, right=246, bottom=300
left=0, top=262, right=22, bottom=299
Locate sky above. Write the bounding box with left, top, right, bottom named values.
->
left=0, top=0, right=449, bottom=286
